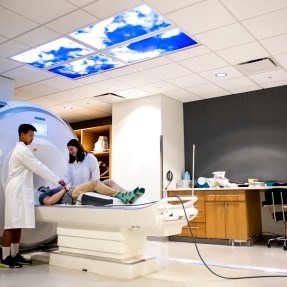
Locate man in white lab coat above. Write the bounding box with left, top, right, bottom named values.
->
left=1, top=124, right=65, bottom=268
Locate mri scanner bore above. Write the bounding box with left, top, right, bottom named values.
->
left=0, top=101, right=76, bottom=248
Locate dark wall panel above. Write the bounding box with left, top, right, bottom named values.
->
left=184, top=85, right=287, bottom=182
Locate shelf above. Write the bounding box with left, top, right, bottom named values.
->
left=90, top=151, right=110, bottom=156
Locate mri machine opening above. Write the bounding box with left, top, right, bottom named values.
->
left=0, top=101, right=76, bottom=248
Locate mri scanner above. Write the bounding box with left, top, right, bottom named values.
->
left=0, top=101, right=198, bottom=278
left=0, top=101, right=76, bottom=247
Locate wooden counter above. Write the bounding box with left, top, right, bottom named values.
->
left=167, top=187, right=269, bottom=241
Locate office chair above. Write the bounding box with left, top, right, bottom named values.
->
left=262, top=188, right=287, bottom=250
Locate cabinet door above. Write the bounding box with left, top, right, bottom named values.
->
left=205, top=202, right=226, bottom=239
left=225, top=202, right=248, bottom=240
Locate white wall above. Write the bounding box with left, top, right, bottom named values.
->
left=161, top=96, right=184, bottom=193
left=112, top=94, right=184, bottom=201
left=0, top=76, right=14, bottom=101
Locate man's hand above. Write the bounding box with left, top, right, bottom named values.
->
left=58, top=179, right=66, bottom=186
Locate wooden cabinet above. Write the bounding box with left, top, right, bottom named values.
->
left=167, top=188, right=262, bottom=241
left=167, top=189, right=206, bottom=238
left=74, top=125, right=112, bottom=180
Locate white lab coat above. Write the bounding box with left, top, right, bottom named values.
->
left=64, top=153, right=100, bottom=186
left=4, top=142, right=60, bottom=229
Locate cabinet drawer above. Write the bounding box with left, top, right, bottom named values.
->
left=205, top=190, right=246, bottom=202
left=179, top=223, right=206, bottom=238
left=192, top=211, right=205, bottom=223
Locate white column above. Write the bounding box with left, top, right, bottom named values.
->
left=112, top=95, right=184, bottom=201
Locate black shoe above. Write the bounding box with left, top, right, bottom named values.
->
left=13, top=253, right=32, bottom=265
left=1, top=255, right=22, bottom=268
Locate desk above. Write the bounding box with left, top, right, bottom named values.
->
left=167, top=187, right=286, bottom=241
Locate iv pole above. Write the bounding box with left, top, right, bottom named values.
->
left=192, top=144, right=195, bottom=197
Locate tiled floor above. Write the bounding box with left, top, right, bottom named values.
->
left=1, top=239, right=287, bottom=287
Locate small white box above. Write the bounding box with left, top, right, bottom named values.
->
left=176, top=180, right=191, bottom=188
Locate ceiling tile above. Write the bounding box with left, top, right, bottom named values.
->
left=83, top=0, right=142, bottom=19
left=4, top=65, right=55, bottom=82
left=168, top=74, right=209, bottom=88
left=40, top=76, right=83, bottom=90
left=76, top=73, right=110, bottom=85
left=248, top=69, right=287, bottom=85
left=16, top=83, right=59, bottom=96
left=45, top=91, right=87, bottom=102
left=0, top=35, right=8, bottom=44
left=65, top=0, right=95, bottom=7
left=0, top=0, right=77, bottom=24
left=14, top=27, right=60, bottom=47
left=68, top=85, right=106, bottom=97
left=261, top=34, right=287, bottom=55
left=145, top=63, right=191, bottom=80
left=13, top=78, right=32, bottom=88
left=216, top=77, right=257, bottom=91
left=116, top=72, right=159, bottom=86
left=166, top=45, right=210, bottom=61
left=163, top=88, right=202, bottom=101
left=139, top=81, right=177, bottom=93
left=230, top=85, right=261, bottom=95
left=131, top=57, right=172, bottom=71
left=243, top=8, right=287, bottom=40
left=221, top=0, right=287, bottom=21
left=275, top=53, right=287, bottom=68
left=199, top=66, right=244, bottom=83
left=0, top=57, right=22, bottom=73
left=0, top=7, right=38, bottom=38
left=103, top=65, right=138, bottom=78
left=28, top=96, right=64, bottom=107
left=196, top=23, right=255, bottom=51
left=0, top=40, right=29, bottom=57
left=217, top=42, right=270, bottom=65
left=179, top=53, right=228, bottom=73
left=45, top=10, right=97, bottom=34
left=116, top=88, right=151, bottom=99
left=145, top=0, right=203, bottom=14
left=186, top=83, right=230, bottom=98
left=260, top=79, right=287, bottom=89
left=91, top=78, right=131, bottom=91
left=167, top=0, right=236, bottom=35
left=70, top=98, right=112, bottom=109
left=14, top=89, right=40, bottom=100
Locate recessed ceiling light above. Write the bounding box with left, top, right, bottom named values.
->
left=64, top=106, right=73, bottom=109
left=215, top=73, right=227, bottom=77
left=128, top=92, right=138, bottom=96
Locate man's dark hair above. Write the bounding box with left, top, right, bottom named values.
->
left=18, top=124, right=37, bottom=137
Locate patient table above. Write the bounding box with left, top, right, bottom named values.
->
left=35, top=194, right=198, bottom=279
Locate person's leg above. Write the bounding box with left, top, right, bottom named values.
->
left=72, top=180, right=119, bottom=204
left=72, top=180, right=140, bottom=204
left=102, top=179, right=145, bottom=204
left=1, top=229, right=22, bottom=268
left=10, top=229, right=32, bottom=265
left=2, top=229, right=13, bottom=260
left=102, top=179, right=127, bottom=192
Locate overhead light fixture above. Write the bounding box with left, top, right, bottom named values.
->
left=106, top=28, right=197, bottom=63
left=70, top=5, right=172, bottom=50
left=215, top=72, right=227, bottom=77
left=11, top=38, right=94, bottom=68
left=11, top=5, right=198, bottom=79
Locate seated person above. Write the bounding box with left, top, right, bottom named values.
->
left=38, top=179, right=145, bottom=205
